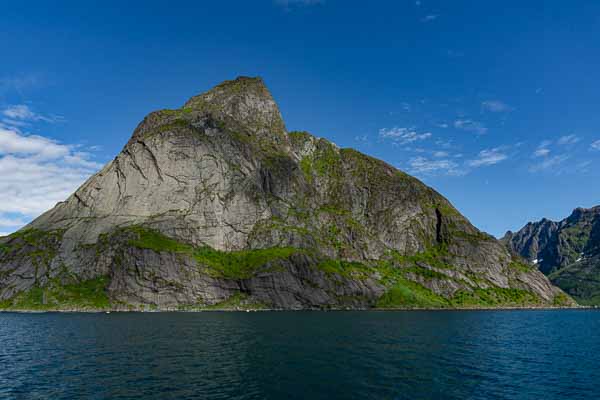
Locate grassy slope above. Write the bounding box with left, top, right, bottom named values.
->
left=0, top=227, right=566, bottom=310
left=0, top=277, right=110, bottom=311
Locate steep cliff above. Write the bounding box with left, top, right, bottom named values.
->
left=0, top=77, right=573, bottom=310
left=503, top=206, right=600, bottom=305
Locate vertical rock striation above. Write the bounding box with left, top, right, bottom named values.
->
left=0, top=77, right=573, bottom=310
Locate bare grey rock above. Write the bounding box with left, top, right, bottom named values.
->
left=0, top=77, right=574, bottom=310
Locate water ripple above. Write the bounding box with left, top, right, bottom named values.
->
left=0, top=310, right=599, bottom=399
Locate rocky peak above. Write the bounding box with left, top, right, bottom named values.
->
left=183, top=76, right=287, bottom=144
left=504, top=205, right=600, bottom=291
left=0, top=77, right=574, bottom=310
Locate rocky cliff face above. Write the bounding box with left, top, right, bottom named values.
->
left=502, top=206, right=600, bottom=305
left=0, top=77, right=573, bottom=310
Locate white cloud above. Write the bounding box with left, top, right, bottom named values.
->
left=3, top=105, right=37, bottom=120
left=433, top=151, right=448, bottom=158
left=407, top=156, right=464, bottom=176
left=557, top=134, right=580, bottom=145
left=533, top=140, right=551, bottom=158
left=482, top=100, right=512, bottom=113
left=574, top=160, right=592, bottom=173
left=591, top=140, right=600, bottom=150
left=434, top=123, right=449, bottom=128
left=2, top=104, right=62, bottom=124
left=379, top=127, right=432, bottom=145
left=467, top=147, right=508, bottom=167
left=529, top=154, right=569, bottom=173
left=454, top=119, right=487, bottom=135
left=0, top=128, right=71, bottom=160
left=0, top=126, right=100, bottom=218
left=435, top=139, right=454, bottom=148
left=533, top=148, right=550, bottom=157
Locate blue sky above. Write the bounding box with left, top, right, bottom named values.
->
left=1, top=0, right=599, bottom=237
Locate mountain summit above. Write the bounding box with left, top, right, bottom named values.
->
left=0, top=77, right=573, bottom=310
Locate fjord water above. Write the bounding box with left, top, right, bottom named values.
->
left=0, top=311, right=598, bottom=399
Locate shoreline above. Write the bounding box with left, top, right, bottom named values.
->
left=0, top=305, right=596, bottom=314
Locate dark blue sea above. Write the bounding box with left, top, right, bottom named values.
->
left=0, top=310, right=598, bottom=399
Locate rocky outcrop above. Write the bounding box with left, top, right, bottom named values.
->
left=0, top=77, right=574, bottom=310
left=502, top=206, right=600, bottom=305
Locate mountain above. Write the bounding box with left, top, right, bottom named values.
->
left=502, top=206, right=600, bottom=305
left=0, top=77, right=573, bottom=311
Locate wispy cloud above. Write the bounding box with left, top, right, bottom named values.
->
left=533, top=147, right=550, bottom=157
left=482, top=100, right=512, bottom=113
left=2, top=104, right=63, bottom=125
left=528, top=136, right=593, bottom=174
left=591, top=140, right=600, bottom=151
left=407, top=156, right=464, bottom=176
left=379, top=127, right=432, bottom=145
left=557, top=134, right=580, bottom=146
left=421, top=14, right=438, bottom=22
left=533, top=140, right=551, bottom=158
left=454, top=119, right=487, bottom=135
left=467, top=147, right=508, bottom=167
left=529, top=154, right=570, bottom=173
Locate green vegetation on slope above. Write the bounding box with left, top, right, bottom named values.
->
left=373, top=249, right=546, bottom=308
left=389, top=245, right=454, bottom=270
left=194, top=246, right=300, bottom=279
left=0, top=276, right=110, bottom=311
left=548, top=259, right=600, bottom=305
left=450, top=287, right=540, bottom=307
left=127, top=226, right=304, bottom=279
left=315, top=259, right=374, bottom=280
left=376, top=276, right=450, bottom=308
left=509, top=260, right=534, bottom=273
left=0, top=226, right=548, bottom=310
left=0, top=228, right=65, bottom=266
left=0, top=243, right=9, bottom=255
left=552, top=292, right=574, bottom=306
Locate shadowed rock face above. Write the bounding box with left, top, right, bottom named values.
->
left=0, top=77, right=573, bottom=310
left=502, top=206, right=600, bottom=305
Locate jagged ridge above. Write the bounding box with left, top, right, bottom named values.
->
left=502, top=206, right=600, bottom=305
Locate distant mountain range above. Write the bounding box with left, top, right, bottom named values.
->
left=502, top=206, right=600, bottom=305
left=0, top=77, right=572, bottom=310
